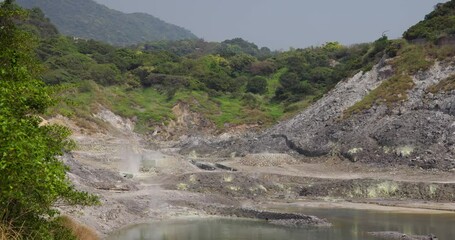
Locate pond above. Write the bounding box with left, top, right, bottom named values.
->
left=108, top=208, right=455, bottom=240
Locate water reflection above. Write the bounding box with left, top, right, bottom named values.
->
left=108, top=208, right=455, bottom=240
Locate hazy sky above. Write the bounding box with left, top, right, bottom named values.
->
left=94, top=0, right=446, bottom=50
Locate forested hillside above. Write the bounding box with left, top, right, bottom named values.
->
left=22, top=21, right=374, bottom=132
left=18, top=4, right=402, bottom=135
left=17, top=1, right=455, bottom=138
left=16, top=0, right=197, bottom=45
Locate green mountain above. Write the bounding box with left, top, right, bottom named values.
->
left=16, top=0, right=197, bottom=46
left=17, top=0, right=455, bottom=140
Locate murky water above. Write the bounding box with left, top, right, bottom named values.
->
left=108, top=208, right=455, bottom=240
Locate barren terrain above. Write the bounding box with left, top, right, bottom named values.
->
left=52, top=109, right=455, bottom=238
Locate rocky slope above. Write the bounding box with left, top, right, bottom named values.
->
left=178, top=58, right=455, bottom=171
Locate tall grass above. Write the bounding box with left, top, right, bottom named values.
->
left=0, top=223, right=21, bottom=240
left=392, top=44, right=434, bottom=74
left=56, top=216, right=99, bottom=240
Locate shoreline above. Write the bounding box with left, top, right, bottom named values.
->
left=262, top=200, right=455, bottom=214
left=104, top=198, right=455, bottom=238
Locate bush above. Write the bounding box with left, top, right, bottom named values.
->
left=229, top=53, right=256, bottom=73
left=88, top=63, right=121, bottom=86
left=404, top=0, right=455, bottom=42
left=242, top=93, right=261, bottom=109
left=248, top=60, right=276, bottom=75
left=309, top=67, right=334, bottom=84
left=246, top=76, right=267, bottom=94
left=385, top=39, right=406, bottom=58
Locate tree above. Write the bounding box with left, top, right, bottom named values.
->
left=228, top=53, right=256, bottom=73
left=246, top=76, right=267, bottom=94
left=275, top=72, right=316, bottom=102
left=0, top=2, right=96, bottom=239
left=309, top=67, right=334, bottom=84
left=248, top=60, right=276, bottom=76
left=88, top=63, right=121, bottom=86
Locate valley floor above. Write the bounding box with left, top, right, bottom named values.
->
left=53, top=113, right=455, bottom=238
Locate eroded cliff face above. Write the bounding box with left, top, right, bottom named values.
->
left=179, top=59, right=455, bottom=170
left=144, top=101, right=213, bottom=141
left=267, top=60, right=455, bottom=170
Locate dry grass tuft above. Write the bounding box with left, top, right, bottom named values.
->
left=427, top=74, right=455, bottom=93
left=57, top=216, right=99, bottom=240
left=0, top=223, right=21, bottom=240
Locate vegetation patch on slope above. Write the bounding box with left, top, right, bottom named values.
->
left=344, top=75, right=415, bottom=118
left=49, top=83, right=285, bottom=132
left=391, top=43, right=435, bottom=74
left=427, top=74, right=455, bottom=93
left=344, top=39, right=455, bottom=119
left=344, top=0, right=455, bottom=119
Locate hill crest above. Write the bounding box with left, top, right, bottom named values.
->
left=16, top=0, right=197, bottom=45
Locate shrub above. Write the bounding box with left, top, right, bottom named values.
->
left=246, top=76, right=268, bottom=94
left=88, top=64, right=121, bottom=86
left=242, top=93, right=261, bottom=109
left=248, top=60, right=276, bottom=75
